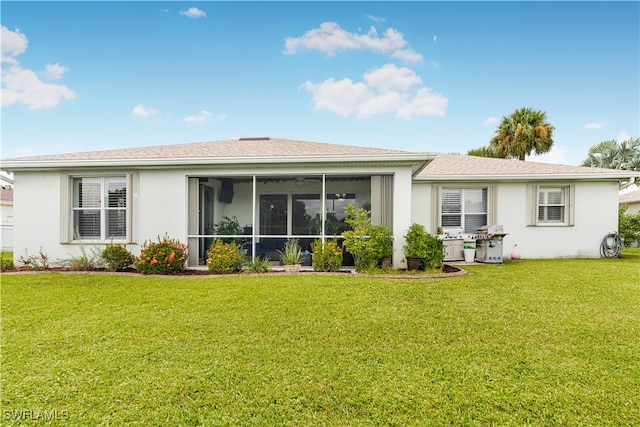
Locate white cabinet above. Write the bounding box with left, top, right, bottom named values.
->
left=442, top=238, right=464, bottom=261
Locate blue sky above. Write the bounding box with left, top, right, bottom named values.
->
left=1, top=1, right=638, bottom=166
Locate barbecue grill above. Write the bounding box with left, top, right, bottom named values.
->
left=474, top=225, right=507, bottom=263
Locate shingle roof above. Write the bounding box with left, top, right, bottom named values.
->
left=619, top=189, right=640, bottom=203
left=2, top=137, right=638, bottom=182
left=3, top=137, right=415, bottom=161
left=0, top=187, right=13, bottom=202
left=417, top=153, right=637, bottom=179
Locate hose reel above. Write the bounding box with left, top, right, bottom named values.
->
left=600, top=232, right=623, bottom=258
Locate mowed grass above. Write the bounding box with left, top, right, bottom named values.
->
left=2, top=250, right=639, bottom=426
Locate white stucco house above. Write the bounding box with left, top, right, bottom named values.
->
left=2, top=137, right=638, bottom=268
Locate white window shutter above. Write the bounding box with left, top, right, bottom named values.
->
left=60, top=174, right=70, bottom=243
left=526, top=184, right=538, bottom=226
left=568, top=184, right=575, bottom=226
left=431, top=186, right=441, bottom=233
left=487, top=186, right=497, bottom=226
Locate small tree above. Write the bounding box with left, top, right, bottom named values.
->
left=341, top=204, right=393, bottom=272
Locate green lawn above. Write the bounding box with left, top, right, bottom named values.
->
left=2, top=250, right=639, bottom=425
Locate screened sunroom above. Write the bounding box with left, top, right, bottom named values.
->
left=186, top=174, right=394, bottom=267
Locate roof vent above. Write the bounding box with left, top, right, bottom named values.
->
left=238, top=137, right=270, bottom=141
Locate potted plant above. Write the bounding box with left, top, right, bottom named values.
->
left=403, top=223, right=443, bottom=270
left=213, top=216, right=244, bottom=242
left=278, top=238, right=303, bottom=273
left=370, top=224, right=393, bottom=267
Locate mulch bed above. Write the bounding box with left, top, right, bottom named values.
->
left=1, top=264, right=467, bottom=279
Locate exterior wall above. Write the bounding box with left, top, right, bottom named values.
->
left=496, top=181, right=619, bottom=258
left=392, top=168, right=413, bottom=267
left=12, top=164, right=412, bottom=268
left=12, top=166, right=621, bottom=267
left=137, top=170, right=188, bottom=249
left=13, top=172, right=64, bottom=262
left=411, top=183, right=432, bottom=232
left=412, top=180, right=619, bottom=259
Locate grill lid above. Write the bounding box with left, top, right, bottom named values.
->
left=476, top=224, right=506, bottom=236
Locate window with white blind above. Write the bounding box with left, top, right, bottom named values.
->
left=71, top=176, right=128, bottom=241
left=441, top=188, right=488, bottom=233
left=526, top=184, right=574, bottom=226
left=538, top=187, right=567, bottom=224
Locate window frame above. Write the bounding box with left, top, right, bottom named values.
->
left=527, top=184, right=575, bottom=227
left=62, top=174, right=135, bottom=243
left=439, top=187, right=489, bottom=233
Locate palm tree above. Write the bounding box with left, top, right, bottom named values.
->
left=582, top=137, right=640, bottom=186
left=489, top=107, right=555, bottom=161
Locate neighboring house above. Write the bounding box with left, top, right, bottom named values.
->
left=1, top=186, right=14, bottom=251
left=619, top=188, right=640, bottom=215
left=2, top=137, right=638, bottom=267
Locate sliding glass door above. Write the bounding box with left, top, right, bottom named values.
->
left=259, top=194, right=288, bottom=235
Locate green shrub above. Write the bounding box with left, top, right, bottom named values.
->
left=244, top=256, right=272, bottom=273
left=206, top=239, right=244, bottom=274
left=1, top=251, right=14, bottom=270
left=312, top=239, right=343, bottom=272
left=135, top=235, right=187, bottom=275
left=101, top=243, right=135, bottom=271
left=619, top=204, right=640, bottom=247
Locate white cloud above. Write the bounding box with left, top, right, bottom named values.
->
left=184, top=110, right=212, bottom=123
left=396, top=87, right=448, bottom=119
left=1, top=26, right=75, bottom=109
left=284, top=22, right=423, bottom=63
left=132, top=104, right=159, bottom=118
left=366, top=15, right=386, bottom=23
left=483, top=117, right=499, bottom=126
left=584, top=122, right=606, bottom=129
left=302, top=78, right=371, bottom=117
left=301, top=63, right=447, bottom=119
left=43, top=62, right=68, bottom=80
left=390, top=48, right=423, bottom=63
left=179, top=7, right=206, bottom=19
left=617, top=132, right=632, bottom=142
left=2, top=65, right=75, bottom=109
left=364, top=63, right=422, bottom=92
left=1, top=26, right=28, bottom=64
left=433, top=35, right=437, bottom=43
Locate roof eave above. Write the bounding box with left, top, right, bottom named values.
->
left=1, top=153, right=434, bottom=172
left=415, top=173, right=638, bottom=182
